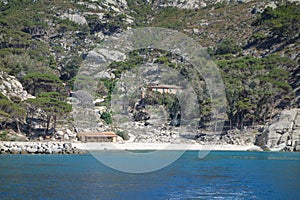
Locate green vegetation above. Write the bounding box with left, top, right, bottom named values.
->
left=116, top=130, right=129, bottom=140
left=252, top=2, right=300, bottom=48
left=257, top=2, right=300, bottom=39
left=21, top=73, right=64, bottom=96
left=144, top=91, right=181, bottom=120
left=150, top=7, right=186, bottom=29
left=126, top=0, right=153, bottom=26
left=0, top=131, right=9, bottom=141
left=85, top=13, right=127, bottom=35
left=215, top=38, right=242, bottom=55
left=101, top=112, right=112, bottom=124
left=98, top=46, right=297, bottom=130
left=0, top=92, right=26, bottom=132
left=217, top=55, right=295, bottom=129
left=0, top=0, right=96, bottom=82
left=25, top=92, right=72, bottom=134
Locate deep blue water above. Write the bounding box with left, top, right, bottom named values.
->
left=0, top=151, right=300, bottom=200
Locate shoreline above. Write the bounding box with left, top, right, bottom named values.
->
left=0, top=141, right=265, bottom=154
left=73, top=142, right=263, bottom=151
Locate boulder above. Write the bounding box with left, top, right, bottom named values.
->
left=61, top=13, right=87, bottom=25
left=270, top=143, right=286, bottom=152
left=116, top=136, right=124, bottom=142
left=247, top=146, right=263, bottom=152
left=57, top=131, right=64, bottom=136
left=63, top=143, right=71, bottom=150
left=63, top=134, right=70, bottom=141
left=11, top=147, right=21, bottom=152
left=27, top=147, right=38, bottom=154
left=45, top=148, right=52, bottom=154
left=94, top=71, right=115, bottom=79
left=295, top=145, right=300, bottom=152
left=66, top=129, right=76, bottom=137
left=52, top=148, right=62, bottom=154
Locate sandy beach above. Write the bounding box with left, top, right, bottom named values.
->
left=72, top=142, right=263, bottom=151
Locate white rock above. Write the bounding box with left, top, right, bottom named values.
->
left=61, top=13, right=87, bottom=25
left=270, top=143, right=286, bottom=151
left=57, top=131, right=64, bottom=136
left=66, top=129, right=74, bottom=136
left=247, top=146, right=263, bottom=152
left=63, top=134, right=70, bottom=141
left=116, top=136, right=124, bottom=142
left=52, top=148, right=62, bottom=154
left=27, top=147, right=37, bottom=153
left=0, top=72, right=35, bottom=100
left=45, top=148, right=52, bottom=154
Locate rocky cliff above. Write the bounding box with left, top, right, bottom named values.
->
left=256, top=108, right=300, bottom=151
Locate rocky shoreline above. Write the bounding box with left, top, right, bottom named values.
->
left=0, top=141, right=87, bottom=154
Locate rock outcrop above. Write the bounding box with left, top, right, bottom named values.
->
left=255, top=108, right=300, bottom=151
left=195, top=128, right=257, bottom=146
left=0, top=72, right=35, bottom=101
left=154, top=0, right=256, bottom=9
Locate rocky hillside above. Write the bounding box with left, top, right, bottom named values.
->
left=0, top=0, right=299, bottom=150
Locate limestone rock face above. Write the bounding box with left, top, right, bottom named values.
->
left=0, top=72, right=35, bottom=101
left=61, top=13, right=87, bottom=25
left=255, top=108, right=300, bottom=151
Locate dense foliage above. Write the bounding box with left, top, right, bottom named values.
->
left=0, top=93, right=25, bottom=132
left=251, top=2, right=300, bottom=50
left=25, top=92, right=72, bottom=135
left=100, top=111, right=112, bottom=124
left=217, top=54, right=295, bottom=129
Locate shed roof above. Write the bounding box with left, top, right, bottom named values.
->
left=77, top=131, right=117, bottom=137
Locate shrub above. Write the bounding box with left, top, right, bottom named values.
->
left=216, top=39, right=242, bottom=55
left=116, top=130, right=129, bottom=140
left=101, top=112, right=112, bottom=124
left=0, top=131, right=8, bottom=141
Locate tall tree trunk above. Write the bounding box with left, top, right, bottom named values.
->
left=45, top=116, right=51, bottom=135
left=53, top=115, right=57, bottom=132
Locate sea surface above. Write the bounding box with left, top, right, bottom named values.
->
left=0, top=151, right=300, bottom=200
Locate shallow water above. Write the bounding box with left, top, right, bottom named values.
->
left=0, top=151, right=300, bottom=200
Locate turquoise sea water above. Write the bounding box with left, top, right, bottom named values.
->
left=0, top=151, right=300, bottom=200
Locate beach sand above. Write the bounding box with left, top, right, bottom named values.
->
left=72, top=142, right=263, bottom=151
